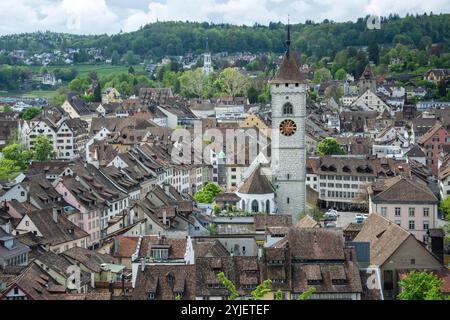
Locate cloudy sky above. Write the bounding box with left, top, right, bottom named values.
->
left=0, top=0, right=449, bottom=35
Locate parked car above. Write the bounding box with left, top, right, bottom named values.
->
left=324, top=210, right=338, bottom=221
left=325, top=222, right=336, bottom=228
left=355, top=213, right=365, bottom=224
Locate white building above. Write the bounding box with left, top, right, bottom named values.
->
left=215, top=105, right=246, bottom=123
left=202, top=39, right=214, bottom=75
left=270, top=39, right=307, bottom=216
left=236, top=166, right=275, bottom=214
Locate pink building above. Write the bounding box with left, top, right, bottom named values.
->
left=418, top=122, right=450, bottom=175
left=368, top=177, right=439, bottom=244
left=55, top=177, right=103, bottom=247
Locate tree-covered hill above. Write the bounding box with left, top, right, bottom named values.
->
left=0, top=13, right=448, bottom=62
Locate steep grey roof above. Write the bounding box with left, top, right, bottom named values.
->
left=238, top=167, right=274, bottom=195
left=0, top=229, right=31, bottom=260
left=271, top=53, right=304, bottom=84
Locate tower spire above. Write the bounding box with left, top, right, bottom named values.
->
left=286, top=15, right=291, bottom=57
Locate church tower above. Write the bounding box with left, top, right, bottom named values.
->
left=270, top=23, right=306, bottom=217
left=203, top=38, right=213, bottom=75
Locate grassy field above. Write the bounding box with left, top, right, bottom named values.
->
left=0, top=90, right=57, bottom=99
left=2, top=63, right=146, bottom=99
left=29, top=63, right=145, bottom=78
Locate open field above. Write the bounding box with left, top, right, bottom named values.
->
left=1, top=63, right=146, bottom=99
left=28, top=63, right=146, bottom=78
left=0, top=90, right=57, bottom=99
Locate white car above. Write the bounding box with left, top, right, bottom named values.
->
left=326, top=210, right=339, bottom=217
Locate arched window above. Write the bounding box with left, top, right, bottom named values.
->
left=283, top=102, right=293, bottom=115
left=265, top=200, right=270, bottom=213
left=251, top=200, right=259, bottom=213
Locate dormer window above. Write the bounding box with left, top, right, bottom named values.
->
left=166, top=273, right=174, bottom=285
left=152, top=248, right=169, bottom=260
left=147, top=292, right=155, bottom=300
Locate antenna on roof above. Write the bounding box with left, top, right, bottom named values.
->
left=286, top=15, right=291, bottom=58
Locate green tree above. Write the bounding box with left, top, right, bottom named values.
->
left=0, top=158, right=22, bottom=181
left=194, top=182, right=222, bottom=204
left=124, top=50, right=140, bottom=65
left=274, top=290, right=283, bottom=300
left=206, top=223, right=217, bottom=236
left=6, top=128, right=18, bottom=145
left=298, top=287, right=317, bottom=300
left=317, top=138, right=347, bottom=156
left=2, top=143, right=32, bottom=172
left=50, top=86, right=69, bottom=108
left=439, top=196, right=450, bottom=220
left=247, top=86, right=259, bottom=104
left=20, top=107, right=41, bottom=120
left=179, top=68, right=208, bottom=98
left=438, top=79, right=447, bottom=98
left=31, top=135, right=55, bottom=162
left=251, top=279, right=272, bottom=300
left=313, top=67, right=331, bottom=84
left=111, top=50, right=120, bottom=65
left=93, top=83, right=102, bottom=103
left=217, top=68, right=249, bottom=98
left=217, top=272, right=239, bottom=300
left=69, top=76, right=91, bottom=93
left=334, top=68, right=347, bottom=80
left=398, top=271, right=444, bottom=300
left=368, top=42, right=380, bottom=65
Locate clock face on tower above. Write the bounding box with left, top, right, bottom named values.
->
left=279, top=119, right=297, bottom=136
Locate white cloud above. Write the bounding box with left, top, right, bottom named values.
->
left=0, top=0, right=448, bottom=35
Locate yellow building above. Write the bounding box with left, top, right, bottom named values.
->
left=239, top=113, right=272, bottom=138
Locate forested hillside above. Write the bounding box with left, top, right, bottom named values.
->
left=0, top=13, right=448, bottom=62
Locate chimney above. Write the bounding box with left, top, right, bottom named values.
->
left=164, top=184, right=170, bottom=195
left=113, top=236, right=119, bottom=256
left=428, top=229, right=444, bottom=262
left=91, top=273, right=95, bottom=288
left=162, top=210, right=167, bottom=225
left=52, top=208, right=58, bottom=223
left=141, top=258, right=145, bottom=272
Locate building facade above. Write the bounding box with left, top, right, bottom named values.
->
left=271, top=28, right=307, bottom=216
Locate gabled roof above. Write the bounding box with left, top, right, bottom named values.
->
left=405, top=145, right=426, bottom=158
left=192, top=239, right=230, bottom=258
left=359, top=64, right=374, bottom=80
left=24, top=208, right=88, bottom=246
left=354, top=214, right=412, bottom=266
left=132, top=264, right=196, bottom=300
left=62, top=246, right=119, bottom=273
left=287, top=228, right=345, bottom=260
left=418, top=122, right=444, bottom=145
left=295, top=215, right=320, bottom=229
left=238, top=166, right=274, bottom=195
left=271, top=52, right=304, bottom=84
left=372, top=177, right=438, bottom=204
left=0, top=263, right=63, bottom=300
